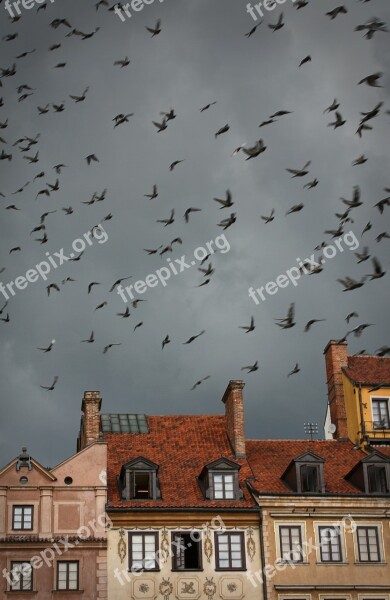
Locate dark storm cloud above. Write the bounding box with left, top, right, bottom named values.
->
left=0, top=0, right=389, bottom=466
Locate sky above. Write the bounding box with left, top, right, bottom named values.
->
left=0, top=0, right=389, bottom=468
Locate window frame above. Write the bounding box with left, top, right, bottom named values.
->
left=12, top=505, right=34, bottom=531
left=56, top=560, right=79, bottom=591
left=119, top=457, right=161, bottom=501
left=171, top=531, right=203, bottom=571
left=128, top=531, right=160, bottom=572
left=318, top=526, right=343, bottom=563
left=278, top=524, right=304, bottom=563
left=212, top=472, right=235, bottom=500
left=214, top=531, right=246, bottom=571
left=371, top=397, right=390, bottom=429
left=356, top=525, right=382, bottom=563
left=9, top=561, right=33, bottom=591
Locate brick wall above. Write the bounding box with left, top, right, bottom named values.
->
left=222, top=380, right=246, bottom=458
left=80, top=391, right=102, bottom=450
left=324, top=340, right=348, bottom=440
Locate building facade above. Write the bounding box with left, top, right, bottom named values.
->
left=78, top=381, right=264, bottom=600
left=0, top=438, right=107, bottom=599
left=246, top=439, right=390, bottom=600
left=324, top=340, right=390, bottom=447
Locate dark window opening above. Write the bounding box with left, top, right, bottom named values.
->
left=172, top=533, right=202, bottom=570
left=367, top=465, right=389, bottom=493
left=134, top=472, right=151, bottom=498
left=300, top=465, right=320, bottom=493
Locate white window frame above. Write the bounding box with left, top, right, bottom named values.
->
left=354, top=523, right=384, bottom=563
left=319, top=595, right=351, bottom=600
left=371, top=397, right=390, bottom=429
left=278, top=595, right=311, bottom=600
left=275, top=522, right=307, bottom=564
left=358, top=595, right=389, bottom=600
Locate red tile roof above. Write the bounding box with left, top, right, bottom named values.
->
left=246, top=440, right=365, bottom=495
left=343, top=355, right=390, bottom=385
left=106, top=415, right=255, bottom=509
left=106, top=417, right=372, bottom=507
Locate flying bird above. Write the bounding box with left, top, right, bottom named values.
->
left=146, top=19, right=161, bottom=37
left=183, top=330, right=206, bottom=344
left=241, top=361, right=259, bottom=373
left=40, top=376, right=58, bottom=391
left=109, top=276, right=132, bottom=292
left=268, top=12, right=284, bottom=31
left=191, top=375, right=211, bottom=390
left=103, top=343, right=122, bottom=354
left=275, top=303, right=295, bottom=329
left=304, top=319, right=325, bottom=332
left=162, top=334, right=170, bottom=349
left=287, top=363, right=300, bottom=377
left=215, top=124, right=230, bottom=138
left=214, top=189, right=233, bottom=209
left=239, top=316, right=255, bottom=333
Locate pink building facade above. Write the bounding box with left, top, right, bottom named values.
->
left=0, top=441, right=107, bottom=599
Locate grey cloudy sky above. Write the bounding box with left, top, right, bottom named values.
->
left=0, top=0, right=389, bottom=467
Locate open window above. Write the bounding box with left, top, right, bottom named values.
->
left=118, top=457, right=161, bottom=500
left=346, top=451, right=390, bottom=495
left=282, top=452, right=325, bottom=493
left=172, top=532, right=202, bottom=570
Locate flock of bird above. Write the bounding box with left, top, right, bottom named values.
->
left=0, top=0, right=389, bottom=395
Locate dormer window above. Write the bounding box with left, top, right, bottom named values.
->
left=367, top=465, right=389, bottom=493
left=118, top=457, right=161, bottom=501
left=282, top=452, right=325, bottom=494
left=346, top=451, right=390, bottom=495
left=198, top=458, right=243, bottom=501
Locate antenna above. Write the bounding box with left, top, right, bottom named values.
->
left=304, top=422, right=318, bottom=441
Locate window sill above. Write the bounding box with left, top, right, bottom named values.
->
left=315, top=562, right=347, bottom=565
left=276, top=561, right=308, bottom=566
left=5, top=592, right=37, bottom=595
left=354, top=561, right=386, bottom=565
left=215, top=568, right=247, bottom=572
left=171, top=569, right=204, bottom=572
left=52, top=591, right=84, bottom=594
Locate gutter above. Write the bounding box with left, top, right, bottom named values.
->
left=258, top=506, right=268, bottom=600
left=106, top=506, right=258, bottom=513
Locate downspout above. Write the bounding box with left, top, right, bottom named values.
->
left=258, top=506, right=268, bottom=600
left=358, top=383, right=366, bottom=446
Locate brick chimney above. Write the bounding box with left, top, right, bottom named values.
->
left=222, top=380, right=246, bottom=458
left=324, top=341, right=348, bottom=440
left=79, top=391, right=102, bottom=450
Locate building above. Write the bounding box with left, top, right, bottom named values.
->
left=78, top=381, right=264, bottom=600
left=324, top=340, right=390, bottom=448
left=0, top=430, right=107, bottom=599
left=246, top=439, right=390, bottom=600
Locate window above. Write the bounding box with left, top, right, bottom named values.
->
left=367, top=465, right=389, bottom=493
left=198, top=458, right=242, bottom=501
left=318, top=527, right=342, bottom=562
left=282, top=452, right=325, bottom=493
left=9, top=562, right=32, bottom=591
left=300, top=465, right=321, bottom=493
left=128, top=532, right=159, bottom=571
left=213, top=473, right=234, bottom=499
left=172, top=532, right=202, bottom=570
left=12, top=505, right=33, bottom=530
left=356, top=526, right=381, bottom=562
left=372, top=399, right=390, bottom=428
left=119, top=457, right=161, bottom=501
left=215, top=532, right=246, bottom=570
left=57, top=561, right=79, bottom=590
left=279, top=526, right=304, bottom=563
